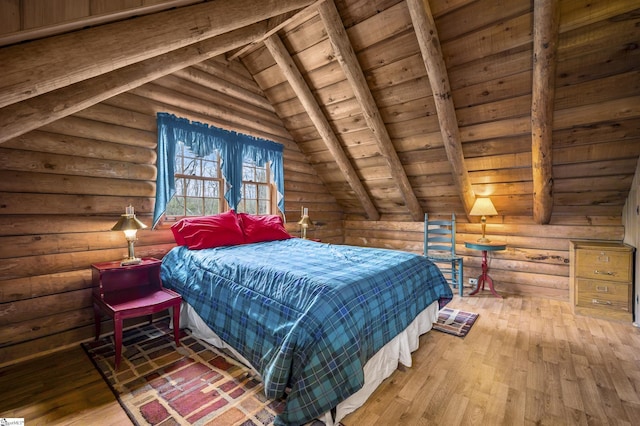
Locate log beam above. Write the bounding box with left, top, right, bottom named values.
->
left=226, top=1, right=325, bottom=61
left=318, top=0, right=424, bottom=222
left=406, top=0, right=476, bottom=219
left=264, top=34, right=380, bottom=220
left=531, top=0, right=560, bottom=224
left=0, top=24, right=268, bottom=145
left=0, top=0, right=314, bottom=109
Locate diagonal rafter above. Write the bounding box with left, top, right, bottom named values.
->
left=0, top=0, right=319, bottom=146
left=0, top=0, right=315, bottom=110
left=532, top=0, right=560, bottom=224
left=317, top=0, right=424, bottom=222
left=0, top=24, right=270, bottom=145
left=406, top=0, right=476, bottom=219
left=263, top=34, right=380, bottom=220
left=226, top=0, right=326, bottom=61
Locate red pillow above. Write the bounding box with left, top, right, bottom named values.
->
left=170, top=219, right=189, bottom=246
left=238, top=213, right=292, bottom=244
left=170, top=214, right=215, bottom=246
left=171, top=211, right=245, bottom=249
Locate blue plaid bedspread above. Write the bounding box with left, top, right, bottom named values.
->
left=160, top=239, right=452, bottom=425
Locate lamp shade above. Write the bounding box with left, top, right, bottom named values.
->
left=297, top=215, right=312, bottom=227
left=470, top=197, right=497, bottom=217
left=111, top=215, right=148, bottom=232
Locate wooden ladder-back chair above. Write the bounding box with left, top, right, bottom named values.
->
left=424, top=213, right=464, bottom=296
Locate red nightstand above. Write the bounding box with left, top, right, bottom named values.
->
left=92, top=257, right=181, bottom=369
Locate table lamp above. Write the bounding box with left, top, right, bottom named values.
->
left=297, top=206, right=312, bottom=239
left=469, top=197, right=497, bottom=243
left=111, top=205, right=148, bottom=265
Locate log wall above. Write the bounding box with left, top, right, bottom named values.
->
left=0, top=54, right=343, bottom=367
left=345, top=215, right=625, bottom=300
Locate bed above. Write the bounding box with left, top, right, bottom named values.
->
left=159, top=213, right=452, bottom=425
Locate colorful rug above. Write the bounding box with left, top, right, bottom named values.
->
left=82, top=318, right=324, bottom=426
left=432, top=308, right=479, bottom=337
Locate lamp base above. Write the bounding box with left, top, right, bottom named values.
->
left=476, top=237, right=491, bottom=243
left=121, top=257, right=142, bottom=266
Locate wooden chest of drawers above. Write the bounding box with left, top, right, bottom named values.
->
left=570, top=240, right=635, bottom=321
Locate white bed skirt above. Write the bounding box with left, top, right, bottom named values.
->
left=177, top=300, right=439, bottom=425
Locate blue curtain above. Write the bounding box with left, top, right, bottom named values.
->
left=152, top=113, right=285, bottom=228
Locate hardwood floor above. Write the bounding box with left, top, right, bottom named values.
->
left=344, top=295, right=640, bottom=425
left=1, top=295, right=639, bottom=425
left=0, top=344, right=131, bottom=425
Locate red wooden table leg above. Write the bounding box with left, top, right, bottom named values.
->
left=172, top=303, right=181, bottom=346
left=482, top=250, right=502, bottom=298
left=93, top=302, right=102, bottom=340
left=469, top=250, right=502, bottom=298
left=114, top=313, right=123, bottom=370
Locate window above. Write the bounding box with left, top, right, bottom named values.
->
left=237, top=159, right=272, bottom=215
left=153, top=113, right=284, bottom=228
left=165, top=142, right=273, bottom=219
left=166, top=142, right=223, bottom=217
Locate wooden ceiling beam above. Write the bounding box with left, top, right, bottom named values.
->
left=263, top=33, right=380, bottom=220
left=226, top=1, right=324, bottom=61
left=0, top=24, right=269, bottom=145
left=318, top=0, right=424, bottom=222
left=531, top=0, right=560, bottom=224
left=0, top=0, right=204, bottom=48
left=0, top=0, right=315, bottom=109
left=406, top=0, right=476, bottom=220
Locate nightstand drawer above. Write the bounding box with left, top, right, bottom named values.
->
left=575, top=250, right=631, bottom=282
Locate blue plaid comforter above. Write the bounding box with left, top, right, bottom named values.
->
left=160, top=239, right=452, bottom=425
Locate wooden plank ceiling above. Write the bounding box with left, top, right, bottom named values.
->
left=1, top=0, right=638, bottom=223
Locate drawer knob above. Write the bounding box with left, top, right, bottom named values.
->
left=592, top=299, right=612, bottom=306
left=594, top=270, right=615, bottom=276
left=595, top=285, right=609, bottom=293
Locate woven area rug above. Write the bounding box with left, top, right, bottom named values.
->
left=82, top=318, right=324, bottom=426
left=432, top=308, right=479, bottom=337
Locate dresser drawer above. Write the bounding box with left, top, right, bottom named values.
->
left=575, top=249, right=631, bottom=282
left=575, top=279, right=630, bottom=312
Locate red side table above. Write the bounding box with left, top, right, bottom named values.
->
left=92, top=257, right=181, bottom=369
left=465, top=241, right=507, bottom=298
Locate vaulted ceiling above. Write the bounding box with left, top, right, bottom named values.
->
left=1, top=0, right=639, bottom=223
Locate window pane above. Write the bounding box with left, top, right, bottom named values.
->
left=204, top=181, right=219, bottom=197
left=186, top=197, right=203, bottom=216
left=166, top=196, right=184, bottom=216
left=183, top=158, right=198, bottom=176
left=173, top=178, right=184, bottom=196
left=202, top=161, right=219, bottom=178
left=256, top=168, right=267, bottom=182
left=244, top=199, right=257, bottom=215
left=258, top=200, right=269, bottom=215
left=185, top=179, right=203, bottom=197
left=204, top=198, right=219, bottom=215
left=174, top=155, right=184, bottom=174
left=258, top=184, right=268, bottom=198
left=243, top=166, right=255, bottom=181
left=245, top=184, right=257, bottom=199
